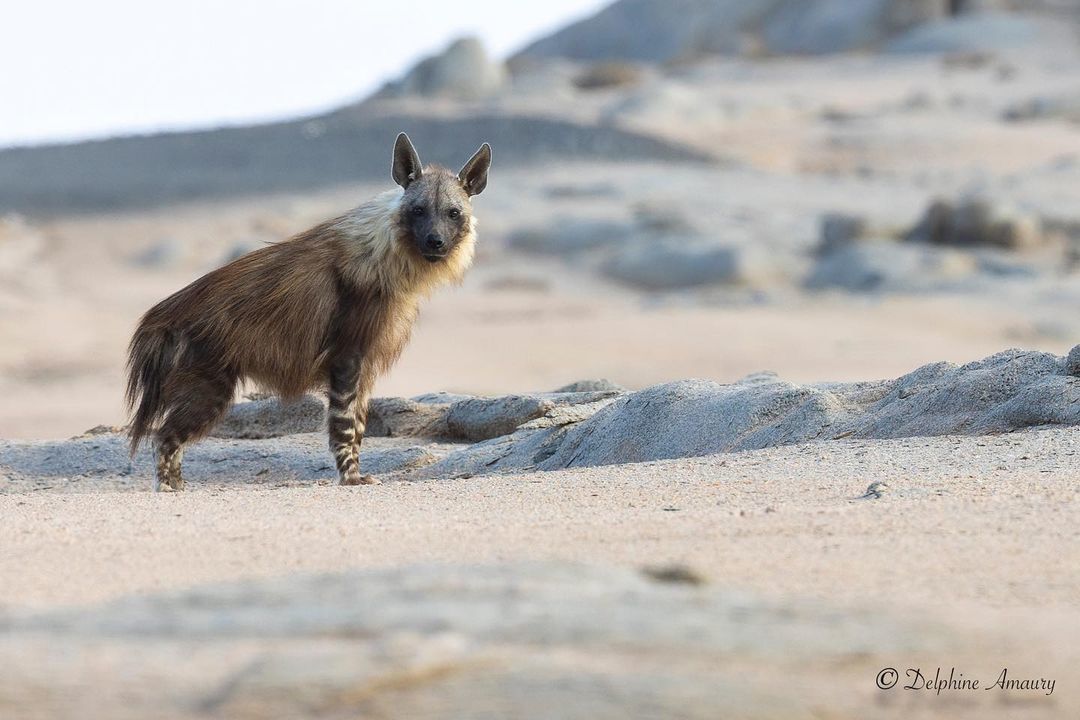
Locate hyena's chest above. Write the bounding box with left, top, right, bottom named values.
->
left=333, top=288, right=421, bottom=379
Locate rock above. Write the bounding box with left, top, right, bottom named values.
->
left=602, top=239, right=741, bottom=290
left=554, top=379, right=627, bottom=393
left=573, top=61, right=645, bottom=90
left=886, top=12, right=1072, bottom=54
left=418, top=348, right=1079, bottom=478
left=544, top=183, right=619, bottom=200
left=631, top=201, right=696, bottom=234
left=412, top=391, right=476, bottom=405
left=130, top=237, right=182, bottom=268
left=221, top=239, right=263, bottom=264
left=379, top=36, right=506, bottom=100
left=507, top=218, right=631, bottom=255
left=512, top=0, right=961, bottom=63
left=1003, top=94, right=1080, bottom=124
left=367, top=396, right=450, bottom=438
left=0, top=431, right=441, bottom=491
left=761, top=0, right=903, bottom=55
left=806, top=241, right=977, bottom=293
left=1067, top=345, right=1080, bottom=377
left=445, top=393, right=604, bottom=442
left=906, top=197, right=1045, bottom=250
left=3, top=351, right=1076, bottom=489
left=213, top=395, right=326, bottom=439
left=373, top=391, right=624, bottom=442
left=0, top=563, right=956, bottom=719
left=818, top=212, right=871, bottom=254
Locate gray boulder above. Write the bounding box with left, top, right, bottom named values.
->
left=380, top=36, right=506, bottom=100
left=806, top=241, right=977, bottom=292
left=507, top=218, right=631, bottom=255
left=602, top=238, right=741, bottom=289
left=761, top=0, right=899, bottom=55
left=418, top=347, right=1080, bottom=478
left=129, top=237, right=182, bottom=268
left=213, top=394, right=326, bottom=439
left=818, top=212, right=871, bottom=255
left=445, top=392, right=622, bottom=442
left=371, top=391, right=624, bottom=443
left=1003, top=94, right=1080, bottom=124
left=1068, top=345, right=1080, bottom=377
left=554, top=379, right=627, bottom=393
left=906, top=197, right=1045, bottom=250
left=367, top=396, right=451, bottom=438
left=547, top=347, right=1079, bottom=470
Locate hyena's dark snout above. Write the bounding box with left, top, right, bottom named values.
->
left=424, top=233, right=446, bottom=251
left=422, top=233, right=448, bottom=260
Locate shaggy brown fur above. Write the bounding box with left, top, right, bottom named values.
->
left=126, top=133, right=491, bottom=490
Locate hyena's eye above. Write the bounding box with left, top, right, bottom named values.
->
left=411, top=206, right=425, bottom=217
left=447, top=208, right=461, bottom=220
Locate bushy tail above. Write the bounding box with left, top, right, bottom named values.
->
left=125, top=326, right=179, bottom=455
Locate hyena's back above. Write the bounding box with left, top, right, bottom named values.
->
left=126, top=227, right=343, bottom=452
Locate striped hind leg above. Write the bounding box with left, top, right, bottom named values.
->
left=327, top=353, right=379, bottom=486
left=154, top=364, right=236, bottom=491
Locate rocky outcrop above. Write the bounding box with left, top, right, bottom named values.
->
left=415, top=347, right=1079, bottom=478
left=511, top=0, right=1042, bottom=64
left=213, top=394, right=327, bottom=439
left=379, top=36, right=507, bottom=100
left=1, top=350, right=1074, bottom=489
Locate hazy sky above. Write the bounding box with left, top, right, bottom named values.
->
left=0, top=0, right=607, bottom=148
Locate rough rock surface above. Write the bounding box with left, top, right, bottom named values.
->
left=0, top=433, right=448, bottom=492
left=416, top=347, right=1079, bottom=478
left=0, top=563, right=965, bottom=719
left=554, top=379, right=627, bottom=393
left=1, top=350, right=1074, bottom=488
left=213, top=394, right=327, bottom=439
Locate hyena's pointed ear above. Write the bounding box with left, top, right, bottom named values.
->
left=458, top=143, right=491, bottom=196
left=392, top=132, right=423, bottom=189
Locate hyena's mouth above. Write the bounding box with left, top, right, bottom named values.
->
left=421, top=253, right=446, bottom=263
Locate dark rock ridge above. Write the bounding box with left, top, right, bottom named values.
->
left=0, top=115, right=710, bottom=216
left=511, top=0, right=1069, bottom=63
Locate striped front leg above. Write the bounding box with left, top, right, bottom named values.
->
left=327, top=354, right=379, bottom=486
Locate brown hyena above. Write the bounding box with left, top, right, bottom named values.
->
left=125, top=133, right=491, bottom=490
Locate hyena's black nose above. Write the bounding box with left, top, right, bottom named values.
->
left=425, top=234, right=446, bottom=251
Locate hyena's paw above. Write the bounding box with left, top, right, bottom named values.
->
left=340, top=471, right=380, bottom=486
left=154, top=476, right=185, bottom=492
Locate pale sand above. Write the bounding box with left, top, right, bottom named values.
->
left=3, top=427, right=1076, bottom=613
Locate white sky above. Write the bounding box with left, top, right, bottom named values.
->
left=0, top=0, right=607, bottom=148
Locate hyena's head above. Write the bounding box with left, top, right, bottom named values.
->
left=392, top=132, right=490, bottom=264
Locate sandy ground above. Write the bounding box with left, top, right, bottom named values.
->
left=4, top=427, right=1076, bottom=612
left=3, top=427, right=1078, bottom=717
